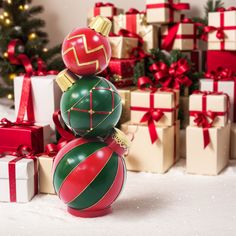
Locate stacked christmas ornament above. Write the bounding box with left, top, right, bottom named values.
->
left=53, top=16, right=130, bottom=217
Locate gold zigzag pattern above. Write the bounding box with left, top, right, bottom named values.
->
left=62, top=34, right=108, bottom=71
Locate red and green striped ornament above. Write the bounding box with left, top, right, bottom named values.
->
left=52, top=128, right=130, bottom=217
left=57, top=72, right=122, bottom=138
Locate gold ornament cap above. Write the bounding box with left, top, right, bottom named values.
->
left=112, top=128, right=131, bottom=150
left=56, top=69, right=79, bottom=92
left=89, top=16, right=112, bottom=37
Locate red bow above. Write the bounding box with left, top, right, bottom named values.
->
left=137, top=76, right=156, bottom=90
left=205, top=67, right=235, bottom=81
left=191, top=90, right=230, bottom=148
left=95, top=2, right=114, bottom=7
left=149, top=59, right=192, bottom=89
left=192, top=111, right=217, bottom=149
left=36, top=110, right=75, bottom=158
left=126, top=8, right=146, bottom=14
left=203, top=26, right=225, bottom=41
left=0, top=118, right=34, bottom=127
left=7, top=39, right=58, bottom=124
left=140, top=107, right=164, bottom=144
left=217, top=7, right=236, bottom=12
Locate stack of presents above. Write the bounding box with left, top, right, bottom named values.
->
left=1, top=0, right=236, bottom=203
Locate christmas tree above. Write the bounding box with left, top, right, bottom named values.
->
left=0, top=0, right=64, bottom=99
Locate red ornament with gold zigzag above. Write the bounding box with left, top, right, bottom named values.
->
left=62, top=28, right=111, bottom=75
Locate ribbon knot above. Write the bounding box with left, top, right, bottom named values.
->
left=149, top=59, right=192, bottom=89
left=140, top=108, right=164, bottom=144
left=95, top=2, right=114, bottom=7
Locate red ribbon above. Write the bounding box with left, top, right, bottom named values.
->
left=94, top=2, right=116, bottom=17
left=124, top=8, right=146, bottom=34
left=190, top=91, right=229, bottom=148
left=7, top=39, right=58, bottom=124
left=203, top=8, right=236, bottom=50
left=204, top=67, right=236, bottom=121
left=146, top=0, right=190, bottom=22
left=161, top=18, right=198, bottom=51
left=149, top=59, right=192, bottom=89
left=36, top=110, right=75, bottom=159
left=131, top=82, right=178, bottom=143
left=0, top=145, right=38, bottom=202
left=110, top=29, right=144, bottom=47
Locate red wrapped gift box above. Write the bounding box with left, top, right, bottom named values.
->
left=108, top=58, right=137, bottom=77
left=206, top=51, right=236, bottom=72
left=0, top=124, right=44, bottom=154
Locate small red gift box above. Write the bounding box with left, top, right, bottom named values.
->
left=0, top=123, right=44, bottom=154
left=206, top=51, right=236, bottom=72
left=108, top=58, right=137, bottom=78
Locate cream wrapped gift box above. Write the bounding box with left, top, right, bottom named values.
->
left=117, top=87, right=136, bottom=124
left=121, top=121, right=180, bottom=174
left=38, top=155, right=55, bottom=194
left=0, top=156, right=38, bottom=202
left=186, top=124, right=230, bottom=175
left=200, top=78, right=236, bottom=122
left=208, top=10, right=236, bottom=50
left=113, top=12, right=158, bottom=52
left=146, top=0, right=182, bottom=24
left=130, top=89, right=179, bottom=127
left=14, top=75, right=62, bottom=140
left=109, top=35, right=138, bottom=59
left=88, top=3, right=123, bottom=19
left=161, top=23, right=197, bottom=51
left=189, top=92, right=229, bottom=127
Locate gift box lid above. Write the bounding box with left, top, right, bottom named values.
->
left=0, top=156, right=36, bottom=180
left=131, top=89, right=179, bottom=108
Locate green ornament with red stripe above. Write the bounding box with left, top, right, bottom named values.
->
left=52, top=128, right=130, bottom=217
left=56, top=69, right=122, bottom=138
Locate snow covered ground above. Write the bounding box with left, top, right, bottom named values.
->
left=1, top=102, right=236, bottom=236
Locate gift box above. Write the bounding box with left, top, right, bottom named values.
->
left=130, top=89, right=179, bottom=127
left=206, top=51, right=236, bottom=72
left=14, top=75, right=62, bottom=140
left=208, top=9, right=236, bottom=50
left=88, top=3, right=123, bottom=19
left=38, top=155, right=55, bottom=194
left=117, top=87, right=136, bottom=124
left=179, top=96, right=189, bottom=129
left=113, top=12, right=158, bottom=51
left=0, top=155, right=38, bottom=202
left=108, top=58, right=138, bottom=78
left=161, top=22, right=197, bottom=51
left=109, top=36, right=138, bottom=59
left=0, top=123, right=50, bottom=154
left=189, top=92, right=229, bottom=127
left=200, top=78, right=235, bottom=122
left=121, top=121, right=180, bottom=174
left=146, top=0, right=189, bottom=24
left=230, top=123, right=236, bottom=159
left=186, top=124, right=230, bottom=175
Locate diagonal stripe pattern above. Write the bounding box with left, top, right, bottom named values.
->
left=52, top=138, right=126, bottom=212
